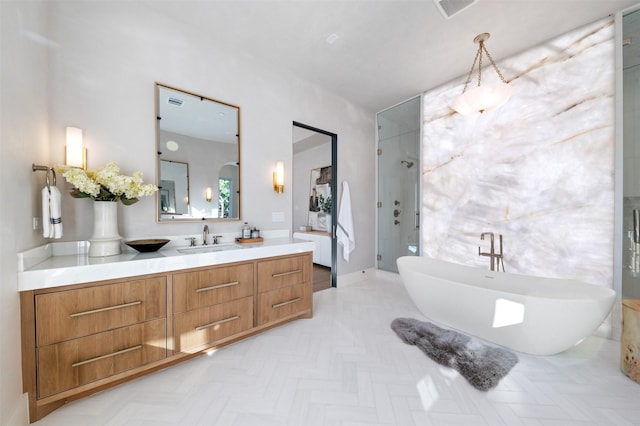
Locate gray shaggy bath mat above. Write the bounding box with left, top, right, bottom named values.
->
left=391, top=317, right=518, bottom=391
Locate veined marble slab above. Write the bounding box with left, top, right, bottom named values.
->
left=421, top=18, right=615, bottom=287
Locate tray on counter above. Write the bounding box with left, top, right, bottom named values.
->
left=235, top=237, right=264, bottom=243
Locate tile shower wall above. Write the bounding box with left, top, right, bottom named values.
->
left=421, top=18, right=615, bottom=288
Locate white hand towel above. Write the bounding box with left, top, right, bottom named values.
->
left=337, top=181, right=355, bottom=262
left=42, top=186, right=63, bottom=239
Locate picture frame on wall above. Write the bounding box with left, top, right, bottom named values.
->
left=308, top=166, right=332, bottom=232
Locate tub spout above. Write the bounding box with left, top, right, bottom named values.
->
left=480, top=232, right=494, bottom=241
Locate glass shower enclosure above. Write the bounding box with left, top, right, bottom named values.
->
left=621, top=7, right=640, bottom=385
left=377, top=96, right=421, bottom=272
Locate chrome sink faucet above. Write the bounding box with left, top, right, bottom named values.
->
left=478, top=232, right=505, bottom=272
left=202, top=224, right=209, bottom=245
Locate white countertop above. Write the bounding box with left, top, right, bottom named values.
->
left=18, top=235, right=315, bottom=292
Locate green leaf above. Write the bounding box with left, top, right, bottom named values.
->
left=121, top=197, right=139, bottom=206
left=69, top=189, right=91, bottom=199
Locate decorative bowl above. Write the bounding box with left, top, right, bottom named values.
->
left=125, top=239, right=170, bottom=253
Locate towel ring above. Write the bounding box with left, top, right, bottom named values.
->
left=46, top=168, right=57, bottom=187
left=32, top=164, right=56, bottom=192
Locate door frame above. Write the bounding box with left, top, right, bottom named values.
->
left=293, top=121, right=338, bottom=287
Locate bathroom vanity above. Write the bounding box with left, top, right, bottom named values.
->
left=292, top=231, right=331, bottom=267
left=18, top=238, right=314, bottom=422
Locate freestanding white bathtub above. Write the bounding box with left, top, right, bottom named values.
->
left=396, top=256, right=617, bottom=355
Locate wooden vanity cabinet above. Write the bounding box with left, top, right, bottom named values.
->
left=257, top=254, right=313, bottom=325
left=37, top=318, right=166, bottom=398
left=35, top=277, right=166, bottom=347
left=35, top=276, right=168, bottom=399
left=172, top=263, right=255, bottom=353
left=21, top=251, right=313, bottom=423
left=21, top=275, right=169, bottom=421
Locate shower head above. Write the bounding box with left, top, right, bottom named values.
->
left=400, top=160, right=414, bottom=169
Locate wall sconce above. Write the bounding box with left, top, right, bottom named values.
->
left=452, top=33, right=513, bottom=116
left=205, top=187, right=213, bottom=203
left=273, top=161, right=284, bottom=193
left=65, top=126, right=86, bottom=169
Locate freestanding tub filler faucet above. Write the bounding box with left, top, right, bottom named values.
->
left=478, top=232, right=505, bottom=272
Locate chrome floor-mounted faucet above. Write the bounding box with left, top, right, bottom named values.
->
left=478, top=232, right=505, bottom=272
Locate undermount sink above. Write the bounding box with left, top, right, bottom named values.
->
left=177, top=244, right=241, bottom=254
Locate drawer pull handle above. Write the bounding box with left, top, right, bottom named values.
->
left=195, top=315, right=240, bottom=331
left=71, top=344, right=142, bottom=367
left=195, top=281, right=240, bottom=293
left=272, top=297, right=301, bottom=309
left=272, top=269, right=302, bottom=278
left=69, top=300, right=142, bottom=318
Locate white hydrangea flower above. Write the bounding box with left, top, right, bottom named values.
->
left=55, top=162, right=157, bottom=205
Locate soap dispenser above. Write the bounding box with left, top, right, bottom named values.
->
left=242, top=222, right=251, bottom=239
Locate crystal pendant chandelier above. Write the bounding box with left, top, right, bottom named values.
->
left=452, top=33, right=513, bottom=116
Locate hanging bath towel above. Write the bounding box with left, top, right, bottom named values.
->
left=42, top=186, right=63, bottom=239
left=337, top=180, right=355, bottom=262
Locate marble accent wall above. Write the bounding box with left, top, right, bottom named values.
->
left=421, top=18, right=615, bottom=287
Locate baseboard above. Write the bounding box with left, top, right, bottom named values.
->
left=336, top=267, right=403, bottom=287
left=336, top=267, right=376, bottom=287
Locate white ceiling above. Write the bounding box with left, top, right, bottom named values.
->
left=142, top=0, right=640, bottom=113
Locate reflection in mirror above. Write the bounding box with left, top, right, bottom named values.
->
left=159, top=160, right=189, bottom=216
left=156, top=83, right=240, bottom=222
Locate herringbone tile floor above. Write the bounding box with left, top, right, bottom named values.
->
left=34, top=271, right=640, bottom=426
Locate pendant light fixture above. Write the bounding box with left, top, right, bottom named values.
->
left=452, top=33, right=513, bottom=116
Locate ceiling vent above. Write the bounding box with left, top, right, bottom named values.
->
left=433, top=0, right=478, bottom=19
left=167, top=97, right=184, bottom=107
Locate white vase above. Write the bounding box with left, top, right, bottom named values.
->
left=88, top=201, right=122, bottom=257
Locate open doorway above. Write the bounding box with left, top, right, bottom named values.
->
left=292, top=121, right=337, bottom=290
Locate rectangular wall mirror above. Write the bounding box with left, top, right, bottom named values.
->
left=155, top=83, right=241, bottom=222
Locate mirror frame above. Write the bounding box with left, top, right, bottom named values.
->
left=155, top=83, right=241, bottom=223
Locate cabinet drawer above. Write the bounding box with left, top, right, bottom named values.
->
left=173, top=296, right=254, bottom=353
left=258, top=283, right=311, bottom=325
left=257, top=254, right=311, bottom=293
left=37, top=318, right=166, bottom=399
left=35, top=277, right=166, bottom=347
left=173, top=263, right=254, bottom=314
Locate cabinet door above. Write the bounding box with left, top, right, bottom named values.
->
left=257, top=254, right=311, bottom=293
left=293, top=233, right=330, bottom=267
left=173, top=296, right=254, bottom=353
left=173, top=263, right=254, bottom=314
left=37, top=318, right=166, bottom=398
left=257, top=283, right=311, bottom=325
left=35, top=277, right=166, bottom=346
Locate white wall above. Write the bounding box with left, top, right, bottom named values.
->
left=43, top=0, right=375, bottom=273
left=0, top=1, right=375, bottom=423
left=0, top=2, right=49, bottom=424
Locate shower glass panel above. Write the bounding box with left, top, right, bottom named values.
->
left=623, top=9, right=640, bottom=300
left=377, top=96, right=421, bottom=273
